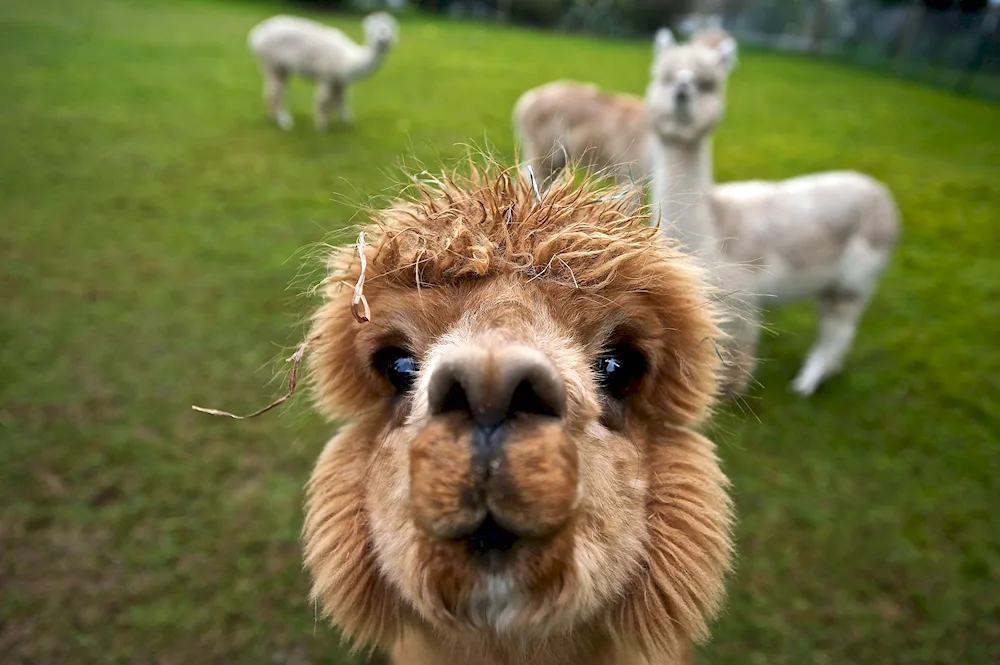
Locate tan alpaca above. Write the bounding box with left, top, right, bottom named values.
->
left=646, top=29, right=901, bottom=396
left=512, top=29, right=733, bottom=189
left=302, top=163, right=734, bottom=665
left=248, top=12, right=399, bottom=131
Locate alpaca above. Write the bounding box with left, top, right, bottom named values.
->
left=646, top=29, right=901, bottom=396
left=247, top=12, right=399, bottom=131
left=512, top=80, right=648, bottom=188
left=302, top=163, right=734, bottom=665
left=512, top=28, right=733, bottom=190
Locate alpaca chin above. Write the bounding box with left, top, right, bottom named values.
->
left=466, top=574, right=528, bottom=633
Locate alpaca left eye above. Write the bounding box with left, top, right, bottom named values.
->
left=697, top=78, right=717, bottom=92
left=594, top=344, right=646, bottom=400
left=374, top=347, right=419, bottom=394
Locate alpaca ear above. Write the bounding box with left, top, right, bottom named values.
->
left=654, top=28, right=676, bottom=56
left=716, top=36, right=738, bottom=73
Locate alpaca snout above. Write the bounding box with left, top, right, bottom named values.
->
left=409, top=415, right=578, bottom=554
left=426, top=344, right=566, bottom=427
left=409, top=345, right=577, bottom=555
left=675, top=81, right=694, bottom=103
left=481, top=417, right=578, bottom=540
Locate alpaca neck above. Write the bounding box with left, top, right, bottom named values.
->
left=651, top=135, right=717, bottom=256
left=344, top=43, right=388, bottom=81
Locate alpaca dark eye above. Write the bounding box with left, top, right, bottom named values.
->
left=594, top=344, right=647, bottom=400
left=373, top=346, right=419, bottom=394
left=697, top=78, right=717, bottom=92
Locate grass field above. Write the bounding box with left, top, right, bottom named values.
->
left=1, top=0, right=999, bottom=663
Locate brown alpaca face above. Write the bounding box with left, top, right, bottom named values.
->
left=362, top=278, right=665, bottom=633
left=646, top=32, right=736, bottom=145
left=303, top=168, right=732, bottom=657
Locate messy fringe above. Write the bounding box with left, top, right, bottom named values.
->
left=322, top=155, right=706, bottom=299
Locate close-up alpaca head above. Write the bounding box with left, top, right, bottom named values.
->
left=646, top=28, right=737, bottom=145
left=302, top=163, right=734, bottom=663
left=363, top=11, right=399, bottom=52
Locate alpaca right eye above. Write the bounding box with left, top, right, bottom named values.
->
left=594, top=344, right=647, bottom=400
left=374, top=347, right=419, bottom=393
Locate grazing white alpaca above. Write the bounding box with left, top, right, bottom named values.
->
left=513, top=80, right=650, bottom=188
left=646, top=29, right=901, bottom=397
left=512, top=29, right=730, bottom=189
left=248, top=12, right=399, bottom=131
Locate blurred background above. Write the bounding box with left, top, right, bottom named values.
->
left=1, top=0, right=997, bottom=663
left=414, top=0, right=1000, bottom=97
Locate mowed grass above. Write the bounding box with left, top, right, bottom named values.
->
left=1, top=0, right=998, bottom=662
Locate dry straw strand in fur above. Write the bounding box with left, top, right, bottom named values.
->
left=190, top=337, right=313, bottom=419
left=351, top=232, right=372, bottom=323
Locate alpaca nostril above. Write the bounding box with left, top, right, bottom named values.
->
left=427, top=346, right=566, bottom=431
left=438, top=379, right=472, bottom=416
left=507, top=374, right=563, bottom=420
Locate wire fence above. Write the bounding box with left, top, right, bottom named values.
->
left=346, top=0, right=1000, bottom=99
left=698, top=1, right=1000, bottom=99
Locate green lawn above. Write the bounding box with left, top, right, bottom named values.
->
left=1, top=0, right=998, bottom=663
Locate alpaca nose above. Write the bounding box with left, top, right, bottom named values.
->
left=427, top=346, right=566, bottom=439
left=675, top=82, right=693, bottom=103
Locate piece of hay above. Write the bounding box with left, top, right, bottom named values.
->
left=351, top=232, right=371, bottom=323
left=191, top=338, right=310, bottom=420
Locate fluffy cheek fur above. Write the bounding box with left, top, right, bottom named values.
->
left=302, top=421, right=404, bottom=650
left=610, top=426, right=732, bottom=660
left=303, top=415, right=733, bottom=663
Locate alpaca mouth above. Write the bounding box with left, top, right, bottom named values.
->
left=409, top=412, right=578, bottom=566
left=460, top=513, right=522, bottom=563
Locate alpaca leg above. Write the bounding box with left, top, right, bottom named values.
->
left=517, top=145, right=540, bottom=190
left=542, top=138, right=570, bottom=191
left=613, top=165, right=646, bottom=213
left=332, top=82, right=352, bottom=126
left=314, top=81, right=334, bottom=131
left=526, top=158, right=552, bottom=194
left=790, top=290, right=868, bottom=396
left=792, top=236, right=889, bottom=396
left=528, top=150, right=563, bottom=194
left=263, top=67, right=292, bottom=130
left=521, top=136, right=568, bottom=194
left=718, top=307, right=761, bottom=398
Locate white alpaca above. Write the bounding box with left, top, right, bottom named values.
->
left=513, top=80, right=651, bottom=188
left=646, top=29, right=901, bottom=397
left=248, top=12, right=399, bottom=131
left=512, top=29, right=730, bottom=189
